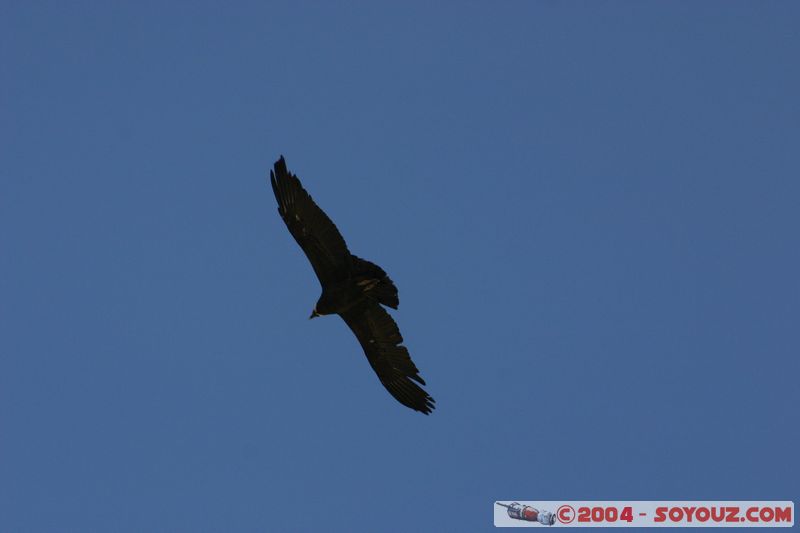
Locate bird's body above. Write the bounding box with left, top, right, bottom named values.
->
left=312, top=256, right=395, bottom=315
left=314, top=279, right=362, bottom=316
left=269, top=156, right=435, bottom=414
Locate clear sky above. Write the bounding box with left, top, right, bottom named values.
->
left=1, top=2, right=798, bottom=532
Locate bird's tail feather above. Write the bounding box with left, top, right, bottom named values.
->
left=351, top=255, right=399, bottom=309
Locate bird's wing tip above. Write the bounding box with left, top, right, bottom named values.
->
left=274, top=155, right=288, bottom=176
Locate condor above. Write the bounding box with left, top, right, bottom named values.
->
left=269, top=156, right=435, bottom=414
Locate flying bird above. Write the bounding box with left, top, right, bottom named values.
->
left=269, top=156, right=435, bottom=414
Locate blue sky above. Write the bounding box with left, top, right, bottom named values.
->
left=1, top=2, right=798, bottom=531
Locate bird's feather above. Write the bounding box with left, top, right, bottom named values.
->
left=270, top=156, right=351, bottom=285
left=341, top=301, right=435, bottom=414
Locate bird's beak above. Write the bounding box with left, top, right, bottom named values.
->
left=309, top=310, right=319, bottom=320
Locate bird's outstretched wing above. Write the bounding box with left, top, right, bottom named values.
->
left=270, top=156, right=351, bottom=285
left=341, top=301, right=435, bottom=414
